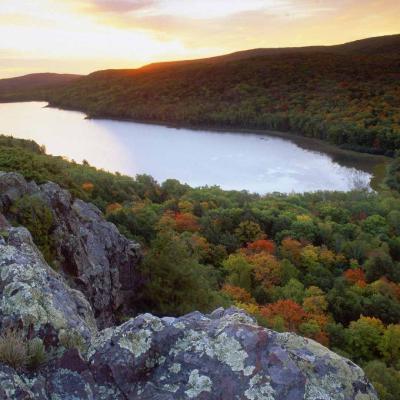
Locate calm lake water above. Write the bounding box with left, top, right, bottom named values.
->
left=0, top=101, right=372, bottom=193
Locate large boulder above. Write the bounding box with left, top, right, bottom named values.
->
left=84, top=308, right=377, bottom=400
left=0, top=226, right=96, bottom=344
left=0, top=172, right=141, bottom=328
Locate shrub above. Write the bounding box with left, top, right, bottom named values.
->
left=58, top=329, right=86, bottom=353
left=9, top=195, right=55, bottom=266
left=27, top=337, right=47, bottom=370
left=0, top=329, right=28, bottom=370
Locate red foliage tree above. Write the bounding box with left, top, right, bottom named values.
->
left=221, top=284, right=255, bottom=304
left=105, top=202, right=123, bottom=215
left=260, top=299, right=307, bottom=331
left=246, top=239, right=276, bottom=255
left=343, top=268, right=366, bottom=287
left=174, top=212, right=200, bottom=232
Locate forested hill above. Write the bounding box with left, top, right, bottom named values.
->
left=142, top=33, right=400, bottom=69
left=1, top=34, right=399, bottom=155
left=0, top=73, right=81, bottom=94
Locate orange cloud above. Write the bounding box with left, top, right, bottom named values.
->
left=0, top=0, right=399, bottom=78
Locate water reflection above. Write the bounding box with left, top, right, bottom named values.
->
left=0, top=101, right=372, bottom=193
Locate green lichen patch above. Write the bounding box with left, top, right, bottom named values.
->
left=140, top=313, right=165, bottom=332
left=244, top=374, right=275, bottom=400
left=118, top=329, right=152, bottom=358
left=170, top=329, right=250, bottom=373
left=169, top=363, right=181, bottom=374
left=185, top=369, right=212, bottom=398
left=163, top=383, right=179, bottom=393
left=1, top=260, right=67, bottom=331
left=277, top=332, right=371, bottom=400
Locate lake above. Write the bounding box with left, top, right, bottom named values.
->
left=0, top=101, right=376, bottom=193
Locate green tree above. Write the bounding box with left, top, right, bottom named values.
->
left=364, top=361, right=400, bottom=400
left=234, top=220, right=264, bottom=245
left=345, top=316, right=384, bottom=362
left=222, top=253, right=253, bottom=292
left=275, top=278, right=305, bottom=303
left=139, top=229, right=225, bottom=315
left=365, top=251, right=400, bottom=283
left=379, top=324, right=400, bottom=367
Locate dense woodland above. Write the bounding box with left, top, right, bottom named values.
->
left=1, top=35, right=399, bottom=156
left=1, top=135, right=400, bottom=398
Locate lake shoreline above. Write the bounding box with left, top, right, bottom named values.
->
left=42, top=101, right=389, bottom=178
left=0, top=100, right=389, bottom=190
left=1, top=98, right=390, bottom=166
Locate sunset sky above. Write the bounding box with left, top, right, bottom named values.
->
left=1, top=0, right=399, bottom=78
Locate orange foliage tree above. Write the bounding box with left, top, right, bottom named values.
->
left=81, top=182, right=94, bottom=192
left=251, top=253, right=282, bottom=288
left=174, top=212, right=200, bottom=232
left=280, top=237, right=302, bottom=266
left=260, top=299, right=307, bottom=331
left=105, top=202, right=123, bottom=215
left=246, top=239, right=276, bottom=255
left=221, top=284, right=255, bottom=304
left=343, top=268, right=366, bottom=287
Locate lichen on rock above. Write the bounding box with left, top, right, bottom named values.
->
left=185, top=369, right=213, bottom=398
left=118, top=329, right=152, bottom=358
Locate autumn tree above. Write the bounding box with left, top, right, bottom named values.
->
left=343, top=268, right=366, bottom=287
left=251, top=253, right=282, bottom=288
left=280, top=237, right=302, bottom=266
left=303, top=286, right=328, bottom=315
left=260, top=299, right=307, bottom=332
left=245, top=239, right=276, bottom=255
left=174, top=212, right=200, bottom=232
left=222, top=284, right=255, bottom=304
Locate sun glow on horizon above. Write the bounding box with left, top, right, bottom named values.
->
left=0, top=0, right=399, bottom=78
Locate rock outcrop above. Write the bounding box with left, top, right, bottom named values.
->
left=0, top=173, right=378, bottom=399
left=0, top=172, right=141, bottom=328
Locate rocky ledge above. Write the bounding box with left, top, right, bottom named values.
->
left=0, top=173, right=377, bottom=399
left=0, top=172, right=141, bottom=328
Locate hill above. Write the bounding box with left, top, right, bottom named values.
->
left=0, top=34, right=399, bottom=155
left=0, top=73, right=81, bottom=98
left=142, top=33, right=400, bottom=70
left=0, top=72, right=81, bottom=91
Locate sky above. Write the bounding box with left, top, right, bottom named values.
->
left=0, top=0, right=399, bottom=78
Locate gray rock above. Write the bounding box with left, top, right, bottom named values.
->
left=0, top=172, right=35, bottom=210
left=0, top=226, right=96, bottom=345
left=0, top=172, right=141, bottom=328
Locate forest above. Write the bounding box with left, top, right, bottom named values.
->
left=0, top=35, right=399, bottom=156
left=1, top=134, right=400, bottom=399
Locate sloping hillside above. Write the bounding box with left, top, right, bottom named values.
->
left=0, top=73, right=82, bottom=103
left=142, top=33, right=400, bottom=70
left=1, top=34, right=399, bottom=155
